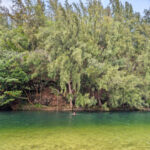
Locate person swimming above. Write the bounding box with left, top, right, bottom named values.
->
left=72, top=112, right=76, bottom=116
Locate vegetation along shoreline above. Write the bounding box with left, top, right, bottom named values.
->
left=0, top=0, right=150, bottom=111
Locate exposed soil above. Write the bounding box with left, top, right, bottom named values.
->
left=33, top=88, right=69, bottom=108
left=3, top=88, right=150, bottom=112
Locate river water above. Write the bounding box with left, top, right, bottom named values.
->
left=0, top=111, right=150, bottom=150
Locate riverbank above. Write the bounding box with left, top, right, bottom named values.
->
left=8, top=103, right=150, bottom=112
left=11, top=103, right=104, bottom=112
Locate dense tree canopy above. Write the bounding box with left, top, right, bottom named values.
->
left=0, top=0, right=150, bottom=110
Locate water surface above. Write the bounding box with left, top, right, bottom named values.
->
left=0, top=111, right=150, bottom=150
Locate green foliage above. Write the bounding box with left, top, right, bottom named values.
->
left=0, top=51, right=29, bottom=106
left=102, top=103, right=109, bottom=111
left=75, top=93, right=97, bottom=108
left=0, top=0, right=150, bottom=110
left=0, top=26, right=29, bottom=51
left=34, top=103, right=43, bottom=108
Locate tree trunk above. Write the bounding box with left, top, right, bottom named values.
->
left=68, top=82, right=73, bottom=109
left=98, top=90, right=102, bottom=107
left=98, top=99, right=102, bottom=107
left=57, top=96, right=58, bottom=111
left=40, top=77, right=43, bottom=102
left=24, top=90, right=33, bottom=105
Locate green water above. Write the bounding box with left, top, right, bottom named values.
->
left=0, top=112, right=150, bottom=150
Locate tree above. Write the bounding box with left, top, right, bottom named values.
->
left=0, top=0, right=150, bottom=110
left=0, top=50, right=29, bottom=107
